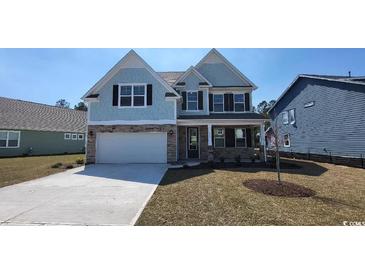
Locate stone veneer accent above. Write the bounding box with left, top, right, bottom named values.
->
left=177, top=125, right=259, bottom=162
left=87, top=124, right=177, bottom=164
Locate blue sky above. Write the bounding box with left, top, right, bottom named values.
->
left=1, top=48, right=365, bottom=108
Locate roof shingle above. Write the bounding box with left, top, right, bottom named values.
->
left=0, top=97, right=87, bottom=133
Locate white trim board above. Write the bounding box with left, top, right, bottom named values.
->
left=88, top=120, right=176, bottom=126
left=177, top=119, right=267, bottom=126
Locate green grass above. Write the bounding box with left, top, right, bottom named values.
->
left=0, top=154, right=85, bottom=188
left=137, top=159, right=365, bottom=226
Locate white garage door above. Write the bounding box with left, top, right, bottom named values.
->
left=96, top=132, right=167, bottom=164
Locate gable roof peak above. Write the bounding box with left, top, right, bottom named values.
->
left=173, top=66, right=212, bottom=87
left=82, top=49, right=180, bottom=100
left=195, top=48, right=258, bottom=90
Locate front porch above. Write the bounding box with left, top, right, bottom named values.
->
left=177, top=120, right=267, bottom=163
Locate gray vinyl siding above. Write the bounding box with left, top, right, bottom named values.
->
left=270, top=77, right=365, bottom=158
left=0, top=130, right=85, bottom=157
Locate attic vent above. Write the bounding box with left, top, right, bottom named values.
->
left=304, top=101, right=315, bottom=108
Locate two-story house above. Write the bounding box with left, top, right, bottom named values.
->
left=268, top=74, right=365, bottom=166
left=82, top=49, right=267, bottom=164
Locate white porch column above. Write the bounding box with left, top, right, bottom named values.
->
left=207, top=124, right=212, bottom=146
left=260, top=123, right=267, bottom=162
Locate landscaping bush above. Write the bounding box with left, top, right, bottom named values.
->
left=219, top=156, right=225, bottom=164
left=51, top=162, right=62, bottom=168
left=75, top=158, right=84, bottom=165
left=65, top=164, right=74, bottom=169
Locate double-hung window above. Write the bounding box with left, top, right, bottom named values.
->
left=213, top=94, right=224, bottom=112
left=119, top=84, right=146, bottom=107
left=0, top=131, right=20, bottom=148
left=214, top=128, right=225, bottom=148
left=187, top=91, right=198, bottom=111
left=235, top=128, right=247, bottom=147
left=234, top=94, right=245, bottom=112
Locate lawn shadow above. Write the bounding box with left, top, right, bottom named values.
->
left=312, top=196, right=364, bottom=210
left=160, top=168, right=215, bottom=186
left=206, top=158, right=328, bottom=177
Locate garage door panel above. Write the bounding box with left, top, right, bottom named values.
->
left=96, top=132, right=167, bottom=164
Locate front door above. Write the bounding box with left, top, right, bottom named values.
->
left=187, top=127, right=199, bottom=159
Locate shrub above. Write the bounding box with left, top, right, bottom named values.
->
left=219, top=156, right=225, bottom=163
left=51, top=162, right=62, bottom=168
left=65, top=164, right=74, bottom=169
left=75, top=158, right=84, bottom=165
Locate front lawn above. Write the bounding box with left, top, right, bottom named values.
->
left=0, top=154, right=85, bottom=188
left=137, top=159, right=365, bottom=225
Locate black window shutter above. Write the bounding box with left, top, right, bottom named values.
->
left=224, top=94, right=229, bottom=111
left=112, top=85, right=119, bottom=106
left=245, top=93, right=250, bottom=111
left=198, top=90, right=203, bottom=110
left=228, top=94, right=234, bottom=111
left=209, top=94, right=213, bottom=111
left=246, top=128, right=252, bottom=147
left=225, top=128, right=235, bottom=147
left=182, top=91, right=187, bottom=110
left=147, top=84, right=153, bottom=105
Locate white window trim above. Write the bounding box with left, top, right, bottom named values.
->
left=78, top=134, right=84, bottom=140
left=71, top=133, right=78, bottom=140
left=211, top=92, right=248, bottom=113
left=283, top=134, right=291, bottom=147
left=186, top=90, right=199, bottom=112
left=118, top=83, right=147, bottom=109
left=282, top=111, right=289, bottom=125
left=64, top=133, right=71, bottom=140
left=0, top=130, right=21, bottom=148
left=213, top=127, right=225, bottom=148
left=235, top=128, right=247, bottom=148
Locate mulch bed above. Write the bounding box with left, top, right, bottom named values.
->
left=243, top=179, right=316, bottom=197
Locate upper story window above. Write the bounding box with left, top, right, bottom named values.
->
left=234, top=94, right=245, bottom=112
left=119, top=84, right=146, bottom=108
left=289, top=109, right=295, bottom=124
left=0, top=131, right=20, bottom=148
left=283, top=109, right=295, bottom=125
left=213, top=94, right=224, bottom=112
left=187, top=91, right=198, bottom=111
left=282, top=111, right=289, bottom=125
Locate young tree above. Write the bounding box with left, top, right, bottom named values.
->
left=55, top=99, right=70, bottom=109
left=74, top=102, right=88, bottom=111
left=268, top=113, right=282, bottom=184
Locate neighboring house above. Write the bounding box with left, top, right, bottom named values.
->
left=83, top=49, right=267, bottom=164
left=268, top=74, right=365, bottom=165
left=0, top=97, right=87, bottom=157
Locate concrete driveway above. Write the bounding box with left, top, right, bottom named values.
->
left=0, top=164, right=167, bottom=225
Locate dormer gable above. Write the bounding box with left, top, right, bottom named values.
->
left=195, top=49, right=258, bottom=89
